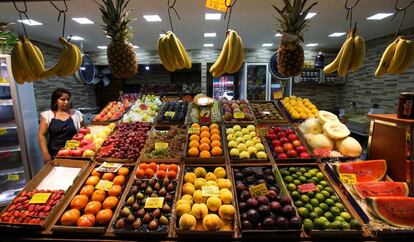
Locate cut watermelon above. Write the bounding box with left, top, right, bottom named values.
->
left=366, top=197, right=414, bottom=228
left=335, top=160, right=387, bottom=182
left=352, top=182, right=408, bottom=199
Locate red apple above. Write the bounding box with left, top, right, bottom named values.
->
left=300, top=152, right=311, bottom=158
left=287, top=134, right=298, bottom=141
left=295, top=145, right=307, bottom=154
left=267, top=133, right=277, bottom=140
left=72, top=133, right=85, bottom=141
left=274, top=127, right=282, bottom=133
left=57, top=149, right=71, bottom=157
left=267, top=129, right=275, bottom=135
left=271, top=139, right=281, bottom=147
left=287, top=149, right=298, bottom=158
left=292, top=140, right=302, bottom=147
left=277, top=153, right=288, bottom=159
left=283, top=143, right=294, bottom=151
left=277, top=131, right=286, bottom=138
left=280, top=137, right=289, bottom=144
left=70, top=148, right=83, bottom=157
left=79, top=127, right=90, bottom=135
left=80, top=139, right=92, bottom=147
left=273, top=146, right=284, bottom=154
left=286, top=129, right=295, bottom=135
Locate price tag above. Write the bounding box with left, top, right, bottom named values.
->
left=96, top=162, right=123, bottom=173
left=0, top=128, right=7, bottom=136
left=205, top=0, right=231, bottom=12
left=29, top=193, right=51, bottom=204
left=298, top=183, right=319, bottom=193
left=164, top=111, right=175, bottom=118
left=202, top=186, right=220, bottom=197
left=145, top=197, right=164, bottom=208
left=7, top=174, right=20, bottom=181
left=188, top=127, right=200, bottom=134
left=64, top=140, right=80, bottom=149
left=249, top=183, right=268, bottom=198
left=340, top=173, right=357, bottom=184
left=233, top=112, right=245, bottom=119
left=95, top=180, right=113, bottom=191
left=155, top=142, right=169, bottom=150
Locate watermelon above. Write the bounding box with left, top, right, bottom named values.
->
left=352, top=182, right=409, bottom=199
left=366, top=197, right=414, bottom=228
left=335, top=160, right=387, bottom=182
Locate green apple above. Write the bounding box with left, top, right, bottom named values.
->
left=237, top=143, right=247, bottom=151
left=228, top=140, right=238, bottom=148
left=249, top=131, right=257, bottom=138
left=247, top=146, right=257, bottom=155
left=235, top=131, right=243, bottom=138
left=233, top=125, right=242, bottom=131
left=245, top=140, right=255, bottom=148
left=255, top=143, right=265, bottom=151
left=227, top=134, right=236, bottom=141
left=247, top=125, right=255, bottom=132
left=252, top=137, right=262, bottom=144
left=242, top=128, right=249, bottom=135
left=226, top=128, right=234, bottom=135
left=236, top=137, right=245, bottom=144
left=230, top=148, right=240, bottom=157
left=239, top=151, right=250, bottom=159
left=243, top=134, right=251, bottom=142
left=257, top=151, right=267, bottom=159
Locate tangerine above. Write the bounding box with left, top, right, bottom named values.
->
left=210, top=129, right=220, bottom=135
left=189, top=140, right=200, bottom=148
left=200, top=126, right=210, bottom=132
left=168, top=164, right=178, bottom=173
left=108, top=185, right=122, bottom=197
left=96, top=209, right=113, bottom=225
left=159, top=164, right=168, bottom=171
left=135, top=169, right=145, bottom=179
left=138, top=163, right=148, bottom=170
left=84, top=201, right=102, bottom=215
left=190, top=134, right=200, bottom=142
left=102, top=173, right=115, bottom=181
left=188, top=147, right=199, bottom=157
left=85, top=176, right=100, bottom=186
left=211, top=140, right=221, bottom=148
left=200, top=137, right=210, bottom=145
left=91, top=168, right=101, bottom=177
left=200, top=131, right=210, bottom=139
left=102, top=196, right=119, bottom=209
left=144, top=168, right=154, bottom=178
left=199, top=143, right=210, bottom=151
left=77, top=214, right=95, bottom=227
left=167, top=170, right=177, bottom=180
left=60, top=208, right=81, bottom=226
left=210, top=123, right=219, bottom=130
left=211, top=147, right=223, bottom=156
left=91, top=190, right=106, bottom=202
left=149, top=162, right=158, bottom=172
left=211, top=134, right=221, bottom=141
left=199, top=150, right=211, bottom=158
left=80, top=185, right=95, bottom=197
left=191, top=123, right=201, bottom=129
left=70, top=195, right=89, bottom=209
left=117, top=167, right=129, bottom=176
left=113, top=175, right=126, bottom=185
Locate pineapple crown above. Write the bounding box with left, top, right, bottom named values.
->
left=273, top=0, right=318, bottom=38
left=96, top=0, right=134, bottom=42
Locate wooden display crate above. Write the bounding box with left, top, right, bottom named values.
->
left=155, top=102, right=190, bottom=126
left=220, top=102, right=257, bottom=125
left=250, top=100, right=289, bottom=124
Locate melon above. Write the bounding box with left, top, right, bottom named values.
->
left=335, top=137, right=362, bottom=157
left=335, top=159, right=387, bottom=182
left=317, top=110, right=339, bottom=124
left=366, top=197, right=414, bottom=228
left=323, top=121, right=350, bottom=139
left=300, top=118, right=323, bottom=135
left=352, top=182, right=408, bottom=199
left=309, top=134, right=334, bottom=151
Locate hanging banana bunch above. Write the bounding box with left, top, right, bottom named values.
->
left=323, top=28, right=366, bottom=77
left=209, top=29, right=244, bottom=78
left=157, top=31, right=192, bottom=72
left=375, top=36, right=414, bottom=77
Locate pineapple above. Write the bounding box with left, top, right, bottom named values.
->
left=97, top=0, right=138, bottom=78
left=273, top=0, right=317, bottom=77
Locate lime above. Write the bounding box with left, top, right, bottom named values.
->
left=299, top=167, right=307, bottom=173
left=293, top=179, right=302, bottom=185
left=315, top=193, right=325, bottom=202
left=301, top=194, right=310, bottom=203
left=285, top=175, right=294, bottom=183
left=325, top=198, right=335, bottom=206
left=341, top=221, right=351, bottom=230
left=324, top=187, right=334, bottom=194
left=313, top=218, right=325, bottom=230
left=331, top=195, right=340, bottom=202
left=298, top=207, right=309, bottom=218
left=299, top=176, right=307, bottom=182
left=319, top=203, right=329, bottom=211
left=312, top=177, right=320, bottom=184
left=307, top=191, right=315, bottom=198
left=325, top=221, right=332, bottom=229
left=340, top=212, right=352, bottom=222
left=310, top=198, right=320, bottom=207
left=320, top=180, right=329, bottom=187
left=304, top=203, right=314, bottom=212
left=319, top=216, right=328, bottom=223
left=295, top=200, right=304, bottom=207
left=304, top=172, right=312, bottom=179
left=335, top=216, right=345, bottom=222
left=350, top=219, right=362, bottom=230
left=281, top=170, right=289, bottom=176
left=335, top=203, right=345, bottom=212
left=324, top=212, right=335, bottom=222
left=304, top=220, right=313, bottom=233
left=331, top=220, right=342, bottom=229
left=330, top=206, right=341, bottom=216
left=321, top=190, right=330, bottom=198
left=291, top=191, right=300, bottom=200
left=309, top=212, right=318, bottom=220
left=307, top=179, right=314, bottom=184
left=291, top=174, right=298, bottom=179
left=313, top=207, right=324, bottom=216
left=316, top=172, right=324, bottom=179
left=317, top=184, right=324, bottom=190
left=288, top=183, right=297, bottom=191
left=288, top=167, right=296, bottom=173
left=295, top=171, right=303, bottom=177
left=303, top=218, right=312, bottom=224
left=309, top=169, right=317, bottom=176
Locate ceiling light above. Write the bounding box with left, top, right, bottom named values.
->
left=72, top=17, right=94, bottom=24
left=145, top=66, right=150, bottom=71
left=262, top=43, right=273, bottom=47
left=70, top=36, right=84, bottom=41
left=305, top=43, right=319, bottom=47
left=274, top=33, right=282, bottom=37
left=133, top=45, right=139, bottom=49
left=204, top=32, right=217, bottom=37
left=205, top=13, right=221, bottom=20
left=367, top=13, right=393, bottom=20
left=143, top=15, right=162, bottom=22
left=328, top=32, right=346, bottom=37
left=17, top=19, right=42, bottom=26
left=204, top=43, right=214, bottom=47
left=305, top=12, right=317, bottom=19
left=159, top=33, right=165, bottom=37
left=97, top=46, right=107, bottom=49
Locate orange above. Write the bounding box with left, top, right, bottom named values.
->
left=113, top=175, right=126, bottom=185
left=138, top=163, right=148, bottom=170
left=91, top=190, right=106, bottom=202
left=91, top=168, right=101, bottom=177
left=135, top=169, right=145, bottom=179
left=200, top=126, right=210, bottom=132
left=211, top=147, right=223, bottom=156
left=191, top=123, right=200, bottom=129
left=188, top=147, right=199, bottom=157
left=102, top=196, right=119, bottom=209
left=210, top=129, right=220, bottom=135
left=70, top=195, right=89, bottom=209
left=200, top=137, right=210, bottom=145
left=199, top=150, right=211, bottom=158
left=159, top=164, right=168, bottom=171
left=102, top=173, right=115, bottom=181
left=190, top=134, right=200, bottom=142
left=80, top=185, right=95, bottom=197
left=85, top=176, right=100, bottom=186
left=210, top=123, right=219, bottom=130
left=149, top=162, right=158, bottom=172
left=211, top=134, right=221, bottom=141
left=60, top=208, right=81, bottom=226
left=189, top=140, right=200, bottom=148
left=168, top=164, right=178, bottom=173
left=117, top=167, right=129, bottom=176
left=77, top=214, right=95, bottom=227
left=107, top=185, right=122, bottom=197
left=200, top=131, right=210, bottom=139
left=96, top=209, right=113, bottom=225
left=211, top=140, right=221, bottom=148
left=84, top=201, right=102, bottom=215
left=199, top=143, right=210, bottom=151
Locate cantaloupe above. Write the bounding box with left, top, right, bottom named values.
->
left=335, top=137, right=362, bottom=157
left=300, top=118, right=323, bottom=135
left=309, top=134, right=334, bottom=151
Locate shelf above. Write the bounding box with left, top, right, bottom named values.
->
left=0, top=121, right=17, bottom=129
left=0, top=145, right=21, bottom=153
left=0, top=82, right=10, bottom=87
left=0, top=166, right=25, bottom=177
left=0, top=99, right=13, bottom=106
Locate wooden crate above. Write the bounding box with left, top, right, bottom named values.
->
left=250, top=100, right=289, bottom=124
left=155, top=102, right=190, bottom=126
left=220, top=102, right=257, bottom=125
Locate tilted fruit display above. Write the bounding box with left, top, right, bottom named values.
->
left=233, top=167, right=302, bottom=231
left=187, top=123, right=223, bottom=158
left=189, top=94, right=221, bottom=124
left=209, top=29, right=244, bottom=77
left=272, top=0, right=317, bottom=77
left=176, top=166, right=235, bottom=231
left=97, top=122, right=151, bottom=160
left=140, top=126, right=186, bottom=160
left=96, top=0, right=138, bottom=78
left=156, top=102, right=188, bottom=124
left=266, top=126, right=312, bottom=160
left=366, top=197, right=414, bottom=228
left=157, top=31, right=192, bottom=72
left=220, top=97, right=255, bottom=122
left=135, top=163, right=179, bottom=181
left=351, top=182, right=409, bottom=199
left=94, top=101, right=127, bottom=122
left=280, top=96, right=319, bottom=121
left=225, top=125, right=268, bottom=160
left=122, top=96, right=161, bottom=123
left=334, top=160, right=387, bottom=183
left=280, top=166, right=362, bottom=233
left=250, top=102, right=287, bottom=123
left=0, top=189, right=65, bottom=224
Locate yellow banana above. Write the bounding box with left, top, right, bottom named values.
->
left=163, top=33, right=179, bottom=70
left=229, top=34, right=244, bottom=73
left=22, top=37, right=45, bottom=78
left=349, top=34, right=365, bottom=71
left=324, top=34, right=350, bottom=74
left=72, top=44, right=82, bottom=74
left=375, top=37, right=399, bottom=77
left=210, top=34, right=230, bottom=75
left=224, top=30, right=238, bottom=73
left=176, top=37, right=192, bottom=69
left=337, top=34, right=355, bottom=77
left=387, top=38, right=408, bottom=73
left=33, top=45, right=44, bottom=65
left=57, top=42, right=79, bottom=76
left=395, top=40, right=414, bottom=74
left=168, top=32, right=186, bottom=70
left=14, top=39, right=36, bottom=81
left=42, top=37, right=69, bottom=78
left=157, top=35, right=175, bottom=72
left=11, top=47, right=26, bottom=84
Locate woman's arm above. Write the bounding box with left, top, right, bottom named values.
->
left=38, top=117, right=51, bottom=163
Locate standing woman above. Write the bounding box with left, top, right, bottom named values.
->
left=38, top=88, right=85, bottom=163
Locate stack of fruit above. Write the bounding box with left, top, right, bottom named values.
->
left=119, top=93, right=140, bottom=108
left=280, top=166, right=362, bottom=233
left=113, top=163, right=179, bottom=233
left=0, top=189, right=65, bottom=224
left=220, top=97, right=255, bottom=122
left=375, top=36, right=414, bottom=76
left=135, top=163, right=179, bottom=181
left=161, top=96, right=180, bottom=103
left=157, top=31, right=192, bottom=72
left=156, top=102, right=188, bottom=125
left=140, top=127, right=186, bottom=160
left=250, top=102, right=287, bottom=123
left=122, top=96, right=161, bottom=123
left=187, top=123, right=223, bottom=159
left=97, top=122, right=151, bottom=161
left=225, top=125, right=268, bottom=160
left=177, top=167, right=235, bottom=232
left=58, top=166, right=131, bottom=227
left=266, top=126, right=312, bottom=160
left=94, top=101, right=127, bottom=122
left=189, top=97, right=221, bottom=124
left=280, top=96, right=318, bottom=121
left=233, top=167, right=302, bottom=231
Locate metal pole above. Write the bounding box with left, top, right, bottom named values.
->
left=410, top=126, right=414, bottom=196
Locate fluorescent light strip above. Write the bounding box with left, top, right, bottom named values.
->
left=204, top=32, right=217, bottom=38
left=97, top=46, right=107, bottom=49
left=262, top=43, right=273, bottom=47
left=133, top=45, right=139, bottom=49
left=305, top=43, right=319, bottom=47
left=305, top=12, right=317, bottom=19
left=328, top=32, right=346, bottom=37
left=367, top=13, right=393, bottom=20
left=17, top=19, right=42, bottom=26
left=72, top=17, right=94, bottom=24
left=274, top=33, right=282, bottom=37
left=143, top=15, right=162, bottom=22
left=70, top=36, right=84, bottom=41
left=205, top=13, right=221, bottom=20
left=204, top=43, right=214, bottom=47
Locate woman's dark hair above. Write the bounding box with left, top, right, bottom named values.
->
left=50, top=88, right=71, bottom=111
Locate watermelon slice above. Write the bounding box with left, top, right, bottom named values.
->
left=335, top=160, right=387, bottom=182
left=351, top=182, right=409, bottom=199
left=366, top=197, right=414, bottom=228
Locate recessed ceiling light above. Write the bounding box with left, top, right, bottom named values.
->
left=143, top=15, right=162, bottom=22
left=262, top=43, right=273, bottom=47
left=367, top=13, right=393, bottom=20
left=17, top=19, right=42, bottom=26
left=70, top=36, right=84, bottom=41
left=97, top=46, right=107, bottom=49
left=204, top=43, right=214, bottom=47
left=72, top=17, right=94, bottom=24
left=133, top=45, right=139, bottom=49
left=205, top=13, right=221, bottom=20
left=204, top=32, right=217, bottom=38
left=145, top=66, right=150, bottom=70
left=305, top=43, right=319, bottom=47
left=328, top=32, right=346, bottom=37
left=305, top=12, right=317, bottom=19
left=274, top=33, right=282, bottom=37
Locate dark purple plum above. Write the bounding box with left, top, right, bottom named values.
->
left=241, top=167, right=254, bottom=177
left=234, top=172, right=244, bottom=181
left=280, top=195, right=292, bottom=206
left=240, top=190, right=251, bottom=202
left=245, top=176, right=255, bottom=185
left=281, top=205, right=295, bottom=217
left=257, top=195, right=269, bottom=206
left=258, top=204, right=271, bottom=217
left=242, top=220, right=253, bottom=230
left=239, top=202, right=248, bottom=212
left=276, top=216, right=290, bottom=230
left=267, top=189, right=279, bottom=201
left=270, top=201, right=282, bottom=213
left=289, top=216, right=302, bottom=229
left=247, top=209, right=260, bottom=224
left=247, top=198, right=258, bottom=208
left=263, top=217, right=276, bottom=230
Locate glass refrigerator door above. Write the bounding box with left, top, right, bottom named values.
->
left=243, top=63, right=269, bottom=100
left=270, top=76, right=292, bottom=100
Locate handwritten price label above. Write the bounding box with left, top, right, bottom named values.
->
left=205, top=0, right=231, bottom=12
left=340, top=173, right=357, bottom=184
left=7, top=174, right=19, bottom=181
left=249, top=183, right=268, bottom=198
left=95, top=180, right=114, bottom=191
left=29, top=193, right=51, bottom=204
left=64, top=140, right=80, bottom=149
left=155, top=142, right=169, bottom=150
left=96, top=162, right=123, bottom=173
left=188, top=128, right=200, bottom=134
left=0, top=128, right=7, bottom=136
left=164, top=111, right=175, bottom=118
left=298, top=183, right=319, bottom=193
left=233, top=112, right=245, bottom=119
left=145, top=197, right=164, bottom=208
left=202, top=186, right=220, bottom=197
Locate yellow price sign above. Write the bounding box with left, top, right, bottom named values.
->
left=164, top=111, right=175, bottom=118
left=145, top=197, right=164, bottom=208
left=0, top=128, right=7, bottom=136
left=233, top=112, right=245, bottom=119
left=7, top=174, right=19, bottom=181
left=64, top=140, right=80, bottom=149
left=155, top=142, right=169, bottom=150
left=249, top=183, right=269, bottom=198
left=205, top=0, right=231, bottom=12
left=29, top=193, right=51, bottom=204
left=202, top=186, right=220, bottom=197
left=188, top=127, right=200, bottom=134
left=340, top=173, right=357, bottom=184
left=95, top=180, right=114, bottom=191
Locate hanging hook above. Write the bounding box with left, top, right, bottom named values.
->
left=391, top=0, right=414, bottom=38
left=13, top=0, right=30, bottom=37
left=167, top=0, right=181, bottom=33
left=345, top=0, right=360, bottom=30
left=224, top=0, right=238, bottom=35
left=49, top=0, right=68, bottom=38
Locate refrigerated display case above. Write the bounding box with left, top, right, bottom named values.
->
left=0, top=54, right=42, bottom=206
left=206, top=63, right=240, bottom=100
